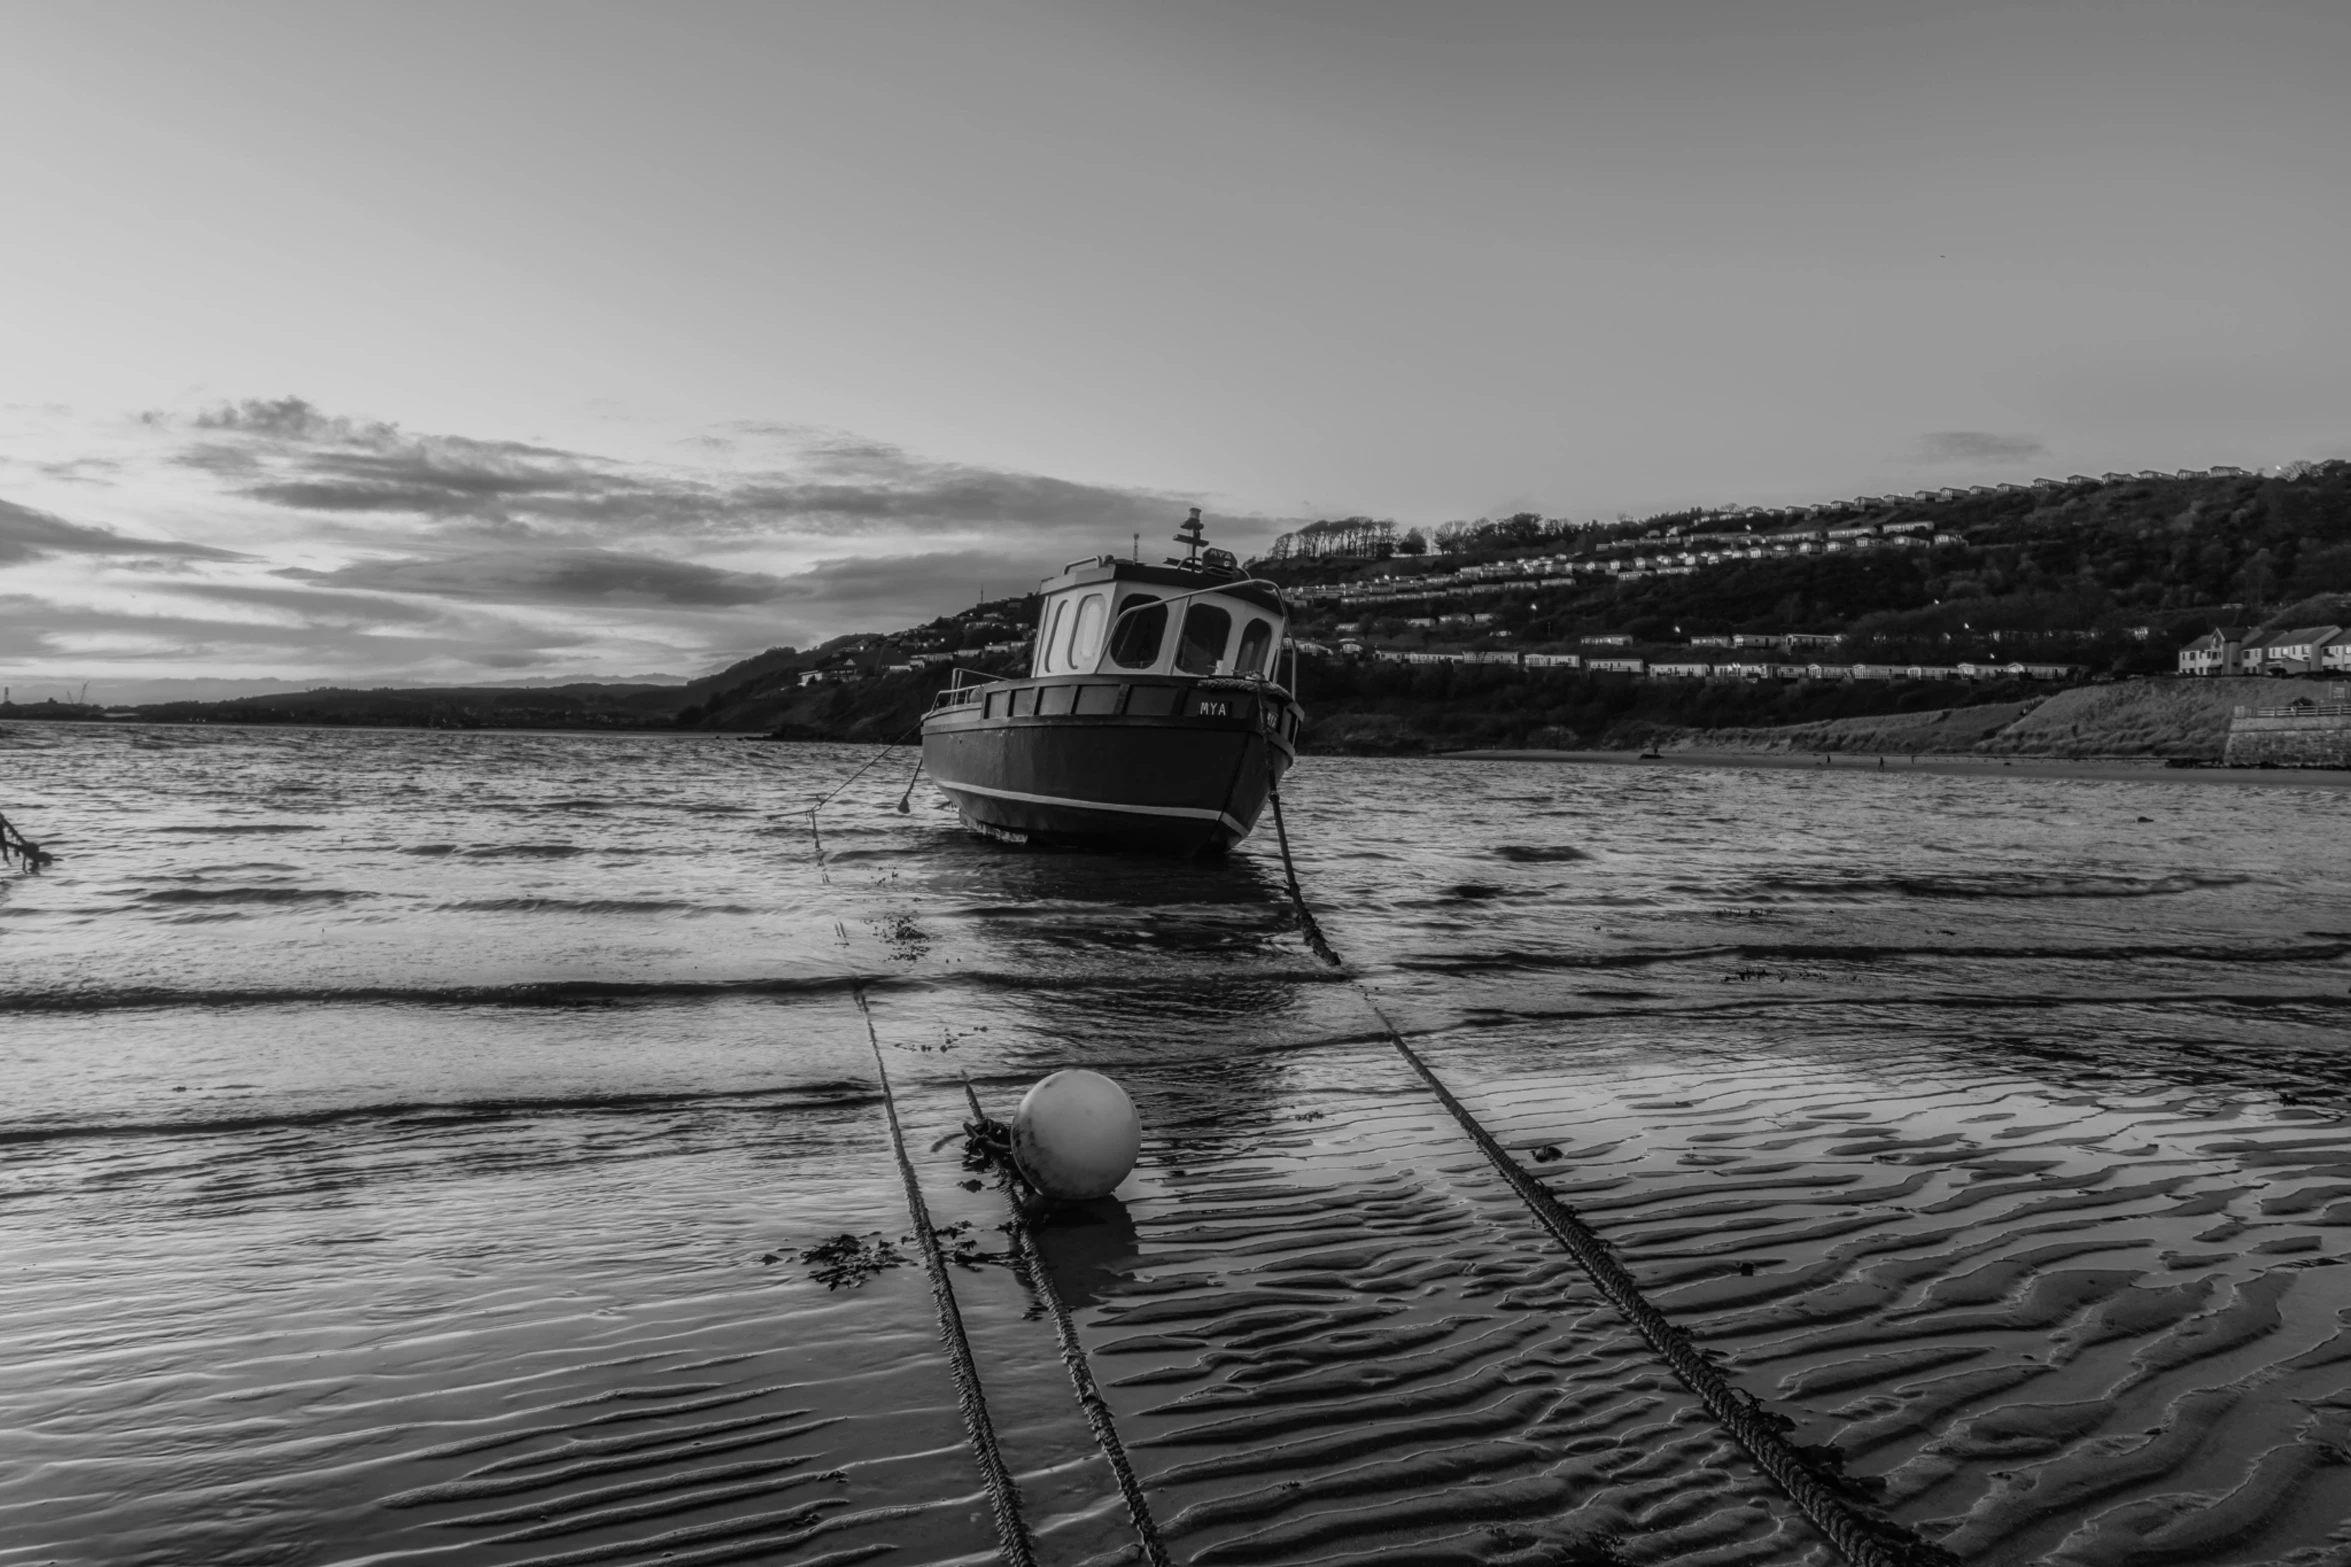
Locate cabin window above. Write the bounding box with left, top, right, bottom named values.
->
left=1068, top=593, right=1107, bottom=668
left=1233, top=618, right=1274, bottom=677
left=1176, top=603, right=1232, bottom=675
left=1109, top=594, right=1167, bottom=669
left=1041, top=599, right=1071, bottom=673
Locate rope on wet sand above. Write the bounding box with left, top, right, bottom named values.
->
left=1262, top=791, right=1949, bottom=1566
left=852, top=985, right=1036, bottom=1567
left=961, top=1082, right=1174, bottom=1567
left=1352, top=989, right=1951, bottom=1567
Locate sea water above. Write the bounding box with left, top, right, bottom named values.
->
left=2, top=723, right=2347, bottom=1566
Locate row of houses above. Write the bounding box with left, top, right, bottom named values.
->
left=1681, top=468, right=2262, bottom=532
left=799, top=638, right=1031, bottom=685
left=2178, top=626, right=2351, bottom=677
left=1336, top=628, right=1846, bottom=649
left=1350, top=649, right=2081, bottom=682
left=1399, top=465, right=2295, bottom=565
left=1295, top=523, right=1961, bottom=609
left=1593, top=519, right=1945, bottom=559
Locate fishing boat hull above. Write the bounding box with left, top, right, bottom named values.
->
left=921, top=676, right=1301, bottom=854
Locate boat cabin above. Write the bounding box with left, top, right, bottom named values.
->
left=1027, top=509, right=1289, bottom=687
left=1029, top=561, right=1285, bottom=682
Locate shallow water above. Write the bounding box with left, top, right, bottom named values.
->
left=2, top=722, right=2349, bottom=1565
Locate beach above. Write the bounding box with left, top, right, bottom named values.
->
left=1455, top=747, right=2351, bottom=790
left=3, top=723, right=2349, bottom=1566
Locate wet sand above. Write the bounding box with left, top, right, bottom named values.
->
left=16, top=1028, right=2347, bottom=1567
left=1454, top=747, right=2351, bottom=789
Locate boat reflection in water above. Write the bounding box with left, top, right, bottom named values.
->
left=922, top=510, right=1303, bottom=855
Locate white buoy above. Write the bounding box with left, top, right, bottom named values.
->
left=1010, top=1069, right=1141, bottom=1201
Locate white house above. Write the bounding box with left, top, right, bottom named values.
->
left=2177, top=627, right=2249, bottom=676
left=2245, top=627, right=2343, bottom=676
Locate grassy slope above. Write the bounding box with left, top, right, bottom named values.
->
left=1975, top=676, right=2278, bottom=758
left=1655, top=701, right=2044, bottom=757
left=1651, top=676, right=2279, bottom=760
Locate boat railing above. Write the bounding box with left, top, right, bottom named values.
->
left=929, top=664, right=1011, bottom=711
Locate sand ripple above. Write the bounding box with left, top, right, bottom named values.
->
left=1447, top=1044, right=2351, bottom=1565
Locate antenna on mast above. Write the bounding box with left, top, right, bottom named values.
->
left=1172, top=507, right=1207, bottom=566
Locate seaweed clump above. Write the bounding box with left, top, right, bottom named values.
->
left=793, top=1231, right=908, bottom=1290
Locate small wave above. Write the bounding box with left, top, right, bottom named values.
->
left=439, top=897, right=759, bottom=915
left=1491, top=844, right=1590, bottom=863
left=137, top=886, right=362, bottom=906
left=148, top=823, right=322, bottom=835
left=1752, top=870, right=2259, bottom=901
left=460, top=844, right=592, bottom=859
left=0, top=973, right=874, bottom=1015
left=0, top=1079, right=883, bottom=1146
left=1401, top=937, right=2351, bottom=976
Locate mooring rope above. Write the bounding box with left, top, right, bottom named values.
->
left=805, top=719, right=928, bottom=880
left=960, top=1082, right=1175, bottom=1567
left=1261, top=790, right=1950, bottom=1567
left=0, top=810, right=54, bottom=870
left=896, top=749, right=926, bottom=815
left=1264, top=783, right=1339, bottom=967
left=852, top=986, right=1037, bottom=1567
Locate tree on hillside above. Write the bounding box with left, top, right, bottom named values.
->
left=1265, top=516, right=1397, bottom=562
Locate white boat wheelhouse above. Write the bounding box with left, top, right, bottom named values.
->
left=1028, top=557, right=1290, bottom=683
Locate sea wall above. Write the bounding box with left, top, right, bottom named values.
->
left=2225, top=709, right=2351, bottom=767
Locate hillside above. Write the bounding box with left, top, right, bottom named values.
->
left=121, top=681, right=694, bottom=731
left=1290, top=661, right=2063, bottom=753
left=1261, top=462, right=2351, bottom=675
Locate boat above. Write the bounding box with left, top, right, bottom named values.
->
left=921, top=510, right=1304, bottom=854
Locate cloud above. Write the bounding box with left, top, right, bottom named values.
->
left=171, top=400, right=1245, bottom=549
left=37, top=457, right=121, bottom=485
left=1914, top=431, right=2049, bottom=465
left=286, top=547, right=801, bottom=607
left=3, top=397, right=1291, bottom=688
left=0, top=590, right=595, bottom=669
left=0, top=497, right=246, bottom=566
left=773, top=548, right=1058, bottom=628
left=193, top=396, right=403, bottom=447
left=163, top=581, right=450, bottom=628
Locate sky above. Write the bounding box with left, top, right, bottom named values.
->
left=3, top=0, right=2346, bottom=699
